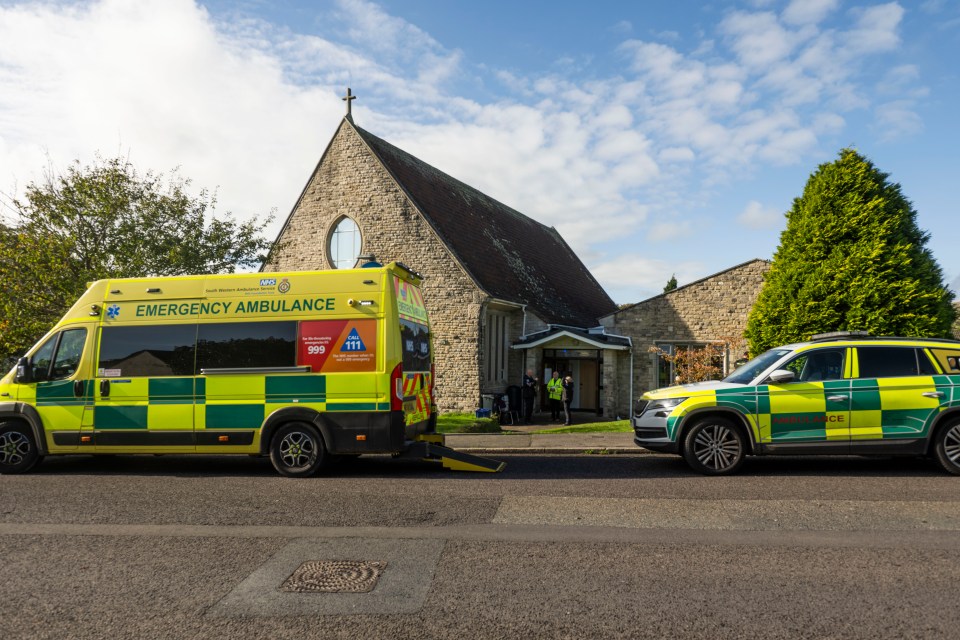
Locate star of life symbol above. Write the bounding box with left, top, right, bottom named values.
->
left=106, top=304, right=120, bottom=319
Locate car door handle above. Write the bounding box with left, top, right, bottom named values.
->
left=99, top=379, right=110, bottom=397
left=74, top=380, right=85, bottom=398
left=827, top=395, right=848, bottom=402
left=922, top=391, right=944, bottom=399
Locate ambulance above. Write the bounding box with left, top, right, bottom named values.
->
left=0, top=262, right=502, bottom=476
left=633, top=332, right=960, bottom=475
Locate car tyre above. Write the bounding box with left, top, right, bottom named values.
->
left=933, top=420, right=960, bottom=476
left=0, top=422, right=42, bottom=475
left=269, top=422, right=325, bottom=478
left=682, top=416, right=746, bottom=475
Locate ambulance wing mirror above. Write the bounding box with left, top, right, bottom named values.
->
left=767, top=369, right=795, bottom=384
left=15, top=356, right=32, bottom=384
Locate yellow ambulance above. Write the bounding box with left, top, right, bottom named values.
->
left=0, top=261, right=478, bottom=477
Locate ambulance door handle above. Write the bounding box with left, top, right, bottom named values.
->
left=73, top=380, right=85, bottom=398
left=922, top=391, right=944, bottom=399
left=827, top=395, right=848, bottom=402
left=100, top=380, right=110, bottom=397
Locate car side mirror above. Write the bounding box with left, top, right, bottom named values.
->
left=767, top=369, right=795, bottom=384
left=15, top=356, right=33, bottom=384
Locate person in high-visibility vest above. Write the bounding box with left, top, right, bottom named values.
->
left=546, top=370, right=563, bottom=422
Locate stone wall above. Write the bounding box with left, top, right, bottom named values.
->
left=608, top=259, right=770, bottom=416
left=264, top=121, right=486, bottom=412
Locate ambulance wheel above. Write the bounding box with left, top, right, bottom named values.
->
left=0, top=422, right=42, bottom=475
left=682, top=417, right=745, bottom=475
left=932, top=420, right=960, bottom=476
left=269, top=422, right=326, bottom=478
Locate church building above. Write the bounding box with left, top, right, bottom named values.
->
left=263, top=111, right=620, bottom=413
left=263, top=103, right=768, bottom=417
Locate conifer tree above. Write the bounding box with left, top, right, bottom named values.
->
left=746, top=148, right=955, bottom=353
left=663, top=274, right=678, bottom=293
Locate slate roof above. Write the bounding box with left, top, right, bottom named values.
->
left=351, top=122, right=617, bottom=327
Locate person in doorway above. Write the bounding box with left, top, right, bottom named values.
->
left=546, top=371, right=563, bottom=422
left=522, top=369, right=538, bottom=424
left=561, top=372, right=574, bottom=426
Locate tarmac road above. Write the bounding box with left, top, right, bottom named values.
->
left=1, top=452, right=959, bottom=639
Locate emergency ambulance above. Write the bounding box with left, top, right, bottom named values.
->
left=633, top=332, right=960, bottom=475
left=0, top=262, right=502, bottom=476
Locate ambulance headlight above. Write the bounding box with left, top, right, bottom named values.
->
left=642, top=397, right=688, bottom=417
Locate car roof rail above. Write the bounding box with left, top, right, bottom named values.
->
left=810, top=331, right=871, bottom=342
left=809, top=331, right=960, bottom=345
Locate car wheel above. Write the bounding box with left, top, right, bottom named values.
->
left=682, top=417, right=746, bottom=475
left=933, top=420, right=960, bottom=476
left=269, top=422, right=325, bottom=478
left=0, top=422, right=42, bottom=475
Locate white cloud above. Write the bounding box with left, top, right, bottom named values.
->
left=782, top=0, right=839, bottom=26
left=736, top=201, right=782, bottom=229
left=0, top=0, right=926, bottom=296
left=845, top=3, right=904, bottom=55
left=873, top=100, right=923, bottom=141
left=590, top=256, right=705, bottom=303
left=647, top=220, right=693, bottom=242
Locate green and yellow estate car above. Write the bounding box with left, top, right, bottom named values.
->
left=633, top=332, right=960, bottom=475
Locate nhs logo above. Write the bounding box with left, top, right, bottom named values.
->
left=260, top=278, right=277, bottom=286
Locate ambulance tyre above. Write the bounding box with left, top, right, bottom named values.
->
left=0, top=421, right=42, bottom=475
left=932, top=419, right=960, bottom=476
left=682, top=416, right=746, bottom=475
left=269, top=422, right=326, bottom=478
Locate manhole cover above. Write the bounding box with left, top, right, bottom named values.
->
left=279, top=560, right=387, bottom=593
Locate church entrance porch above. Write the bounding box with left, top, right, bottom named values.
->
left=541, top=348, right=600, bottom=413
left=512, top=326, right=631, bottom=420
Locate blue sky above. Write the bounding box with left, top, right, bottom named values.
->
left=0, top=0, right=958, bottom=303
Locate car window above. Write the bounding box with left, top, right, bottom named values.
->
left=30, top=334, right=57, bottom=382
left=50, top=329, right=87, bottom=380
left=783, top=348, right=845, bottom=382
left=917, top=349, right=938, bottom=375
left=724, top=349, right=792, bottom=384
left=857, top=346, right=920, bottom=378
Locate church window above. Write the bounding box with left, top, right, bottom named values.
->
left=484, top=310, right=510, bottom=384
left=328, top=217, right=362, bottom=269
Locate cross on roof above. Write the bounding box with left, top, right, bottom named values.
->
left=342, top=87, right=356, bottom=119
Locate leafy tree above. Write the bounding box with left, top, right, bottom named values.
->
left=746, top=148, right=955, bottom=353
left=0, top=156, right=273, bottom=362
left=663, top=273, right=678, bottom=293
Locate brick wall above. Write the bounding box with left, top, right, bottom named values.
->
left=608, top=259, right=770, bottom=416
left=264, top=121, right=486, bottom=412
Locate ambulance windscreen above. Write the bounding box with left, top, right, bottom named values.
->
left=399, top=318, right=431, bottom=372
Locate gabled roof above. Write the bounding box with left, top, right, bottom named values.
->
left=512, top=326, right=632, bottom=350
left=350, top=122, right=617, bottom=327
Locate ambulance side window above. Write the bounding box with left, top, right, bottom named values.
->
left=98, top=325, right=197, bottom=377
left=196, top=322, right=297, bottom=370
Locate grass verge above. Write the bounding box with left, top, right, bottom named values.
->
left=435, top=412, right=503, bottom=434
left=531, top=420, right=631, bottom=434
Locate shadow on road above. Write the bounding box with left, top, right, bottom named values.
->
left=25, top=451, right=949, bottom=480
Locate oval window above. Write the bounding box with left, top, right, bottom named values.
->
left=328, top=217, right=362, bottom=269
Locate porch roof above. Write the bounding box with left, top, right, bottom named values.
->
left=512, top=326, right=631, bottom=351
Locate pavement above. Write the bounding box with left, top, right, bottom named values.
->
left=443, top=417, right=642, bottom=454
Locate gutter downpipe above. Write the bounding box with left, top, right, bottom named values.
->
left=520, top=305, right=528, bottom=383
